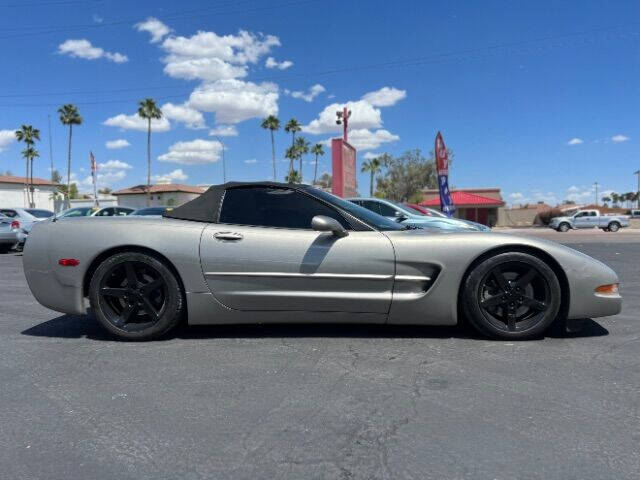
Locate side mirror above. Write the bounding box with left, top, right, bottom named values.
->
left=395, top=211, right=408, bottom=222
left=311, top=215, right=348, bottom=237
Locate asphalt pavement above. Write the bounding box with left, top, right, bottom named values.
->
left=1, top=231, right=639, bottom=479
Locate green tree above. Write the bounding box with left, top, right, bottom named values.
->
left=284, top=118, right=301, bottom=176
left=317, top=172, right=332, bottom=189
left=284, top=146, right=299, bottom=182
left=58, top=104, right=82, bottom=208
left=375, top=150, right=436, bottom=202
left=261, top=115, right=280, bottom=181
left=98, top=187, right=112, bottom=194
left=294, top=136, right=309, bottom=182
left=361, top=156, right=382, bottom=196
left=285, top=169, right=302, bottom=184
left=15, top=125, right=41, bottom=207
left=137, top=98, right=163, bottom=206
left=601, top=196, right=611, bottom=207
left=311, top=143, right=325, bottom=185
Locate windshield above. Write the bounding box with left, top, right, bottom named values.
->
left=132, top=207, right=167, bottom=216
left=24, top=209, right=54, bottom=218
left=58, top=207, right=95, bottom=218
left=310, top=189, right=405, bottom=231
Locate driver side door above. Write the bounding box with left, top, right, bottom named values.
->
left=199, top=186, right=395, bottom=314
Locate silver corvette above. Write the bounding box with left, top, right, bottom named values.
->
left=23, top=182, right=622, bottom=341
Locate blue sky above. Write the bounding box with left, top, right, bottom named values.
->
left=0, top=0, right=638, bottom=205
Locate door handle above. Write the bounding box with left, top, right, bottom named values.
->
left=213, top=231, right=243, bottom=241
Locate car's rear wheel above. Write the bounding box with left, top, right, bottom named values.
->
left=557, top=223, right=570, bottom=232
left=0, top=244, right=12, bottom=254
left=89, top=252, right=184, bottom=340
left=608, top=222, right=620, bottom=232
left=462, top=252, right=561, bottom=340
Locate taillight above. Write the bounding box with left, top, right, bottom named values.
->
left=10, top=220, right=19, bottom=230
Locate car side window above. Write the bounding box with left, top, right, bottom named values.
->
left=219, top=187, right=350, bottom=230
left=0, top=209, right=16, bottom=218
left=377, top=202, right=398, bottom=217
left=96, top=208, right=113, bottom=216
left=360, top=200, right=380, bottom=215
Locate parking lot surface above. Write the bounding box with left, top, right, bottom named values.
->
left=1, top=231, right=639, bottom=479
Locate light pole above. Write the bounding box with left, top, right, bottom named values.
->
left=594, top=181, right=599, bottom=206
left=635, top=170, right=640, bottom=209
left=215, top=137, right=226, bottom=183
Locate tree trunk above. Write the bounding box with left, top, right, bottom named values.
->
left=29, top=157, right=35, bottom=207
left=24, top=158, right=29, bottom=208
left=270, top=130, right=276, bottom=181
left=298, top=156, right=302, bottom=182
left=370, top=172, right=374, bottom=197
left=66, top=124, right=72, bottom=208
left=313, top=154, right=318, bottom=184
left=146, top=118, right=151, bottom=207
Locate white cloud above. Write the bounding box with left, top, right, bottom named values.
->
left=57, top=39, right=128, bottom=63
left=158, top=139, right=222, bottom=165
left=0, top=129, right=16, bottom=152
left=265, top=56, right=293, bottom=70
left=99, top=160, right=132, bottom=170
left=209, top=124, right=238, bottom=137
left=361, top=87, right=406, bottom=107
left=509, top=192, right=524, bottom=200
left=105, top=139, right=130, bottom=149
left=161, top=102, right=206, bottom=129
left=103, top=113, right=170, bottom=132
left=188, top=79, right=278, bottom=124
left=611, top=134, right=630, bottom=143
left=244, top=159, right=258, bottom=164
left=161, top=30, right=280, bottom=82
left=135, top=17, right=171, bottom=43
left=343, top=129, right=399, bottom=151
left=290, top=84, right=325, bottom=102
left=303, top=100, right=382, bottom=134
left=152, top=168, right=188, bottom=184
left=92, top=14, right=103, bottom=24
left=566, top=138, right=583, bottom=146
left=362, top=152, right=382, bottom=160
left=78, top=170, right=127, bottom=189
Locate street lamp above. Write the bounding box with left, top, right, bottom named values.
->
left=594, top=181, right=599, bottom=206
left=635, top=170, right=640, bottom=209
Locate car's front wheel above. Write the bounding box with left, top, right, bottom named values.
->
left=557, top=223, right=570, bottom=232
left=89, top=251, right=184, bottom=340
left=461, top=252, right=562, bottom=340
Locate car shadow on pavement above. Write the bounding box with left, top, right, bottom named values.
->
left=21, top=314, right=608, bottom=341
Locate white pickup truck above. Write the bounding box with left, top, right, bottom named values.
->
left=549, top=209, right=630, bottom=232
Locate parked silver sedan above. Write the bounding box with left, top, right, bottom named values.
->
left=0, top=213, right=18, bottom=253
left=0, top=208, right=54, bottom=248
left=23, top=182, right=621, bottom=341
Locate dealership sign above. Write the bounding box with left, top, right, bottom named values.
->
left=332, top=138, right=357, bottom=198
left=435, top=131, right=455, bottom=217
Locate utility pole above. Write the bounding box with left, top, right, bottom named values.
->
left=635, top=170, right=640, bottom=209
left=215, top=137, right=226, bottom=183
left=47, top=114, right=54, bottom=181
left=594, top=181, right=599, bottom=206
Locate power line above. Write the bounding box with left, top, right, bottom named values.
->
left=0, top=21, right=637, bottom=107
left=0, top=0, right=321, bottom=38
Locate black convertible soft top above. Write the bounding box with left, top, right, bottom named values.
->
left=163, top=181, right=312, bottom=223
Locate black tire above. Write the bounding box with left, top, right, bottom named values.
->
left=557, top=223, right=570, bottom=232
left=89, top=251, right=184, bottom=341
left=0, top=244, right=12, bottom=254
left=608, top=222, right=620, bottom=232
left=461, top=252, right=562, bottom=340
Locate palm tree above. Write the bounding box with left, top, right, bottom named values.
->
left=601, top=196, right=611, bottom=207
left=15, top=125, right=41, bottom=207
left=284, top=146, right=299, bottom=182
left=21, top=146, right=40, bottom=207
left=58, top=104, right=82, bottom=208
left=261, top=115, right=280, bottom=180
left=294, top=136, right=309, bottom=182
left=137, top=98, right=163, bottom=206
left=285, top=169, right=302, bottom=184
left=284, top=118, right=301, bottom=176
left=361, top=157, right=382, bottom=196
left=311, top=143, right=325, bottom=185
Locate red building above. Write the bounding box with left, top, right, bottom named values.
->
left=420, top=188, right=504, bottom=227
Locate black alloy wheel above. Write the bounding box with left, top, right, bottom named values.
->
left=462, top=252, right=561, bottom=340
left=89, top=252, right=184, bottom=340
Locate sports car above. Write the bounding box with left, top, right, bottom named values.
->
left=23, top=182, right=622, bottom=341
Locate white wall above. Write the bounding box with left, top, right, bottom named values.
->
left=116, top=192, right=201, bottom=208
left=69, top=195, right=118, bottom=208
left=0, top=183, right=58, bottom=210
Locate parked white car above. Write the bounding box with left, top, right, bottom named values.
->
left=0, top=208, right=54, bottom=248
left=0, top=213, right=18, bottom=253
left=56, top=206, right=135, bottom=218
left=549, top=209, right=630, bottom=232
